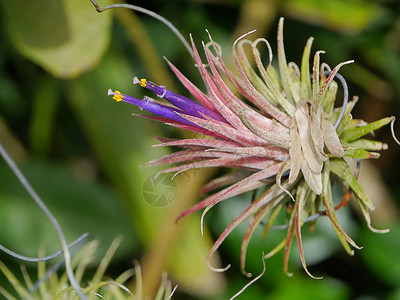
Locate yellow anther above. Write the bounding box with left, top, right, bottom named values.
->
left=140, top=78, right=147, bottom=87
left=113, top=90, right=123, bottom=102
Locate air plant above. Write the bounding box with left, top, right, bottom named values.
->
left=0, top=237, right=177, bottom=300
left=106, top=12, right=394, bottom=279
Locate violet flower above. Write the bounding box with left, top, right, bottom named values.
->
left=109, top=18, right=393, bottom=278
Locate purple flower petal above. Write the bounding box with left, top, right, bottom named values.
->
left=108, top=89, right=199, bottom=127
left=133, top=77, right=227, bottom=123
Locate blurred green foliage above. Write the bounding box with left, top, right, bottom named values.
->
left=0, top=0, right=399, bottom=299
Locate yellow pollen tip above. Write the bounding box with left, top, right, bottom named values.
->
left=113, top=90, right=123, bottom=102
left=140, top=78, right=147, bottom=87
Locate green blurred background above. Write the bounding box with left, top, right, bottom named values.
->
left=0, top=0, right=400, bottom=299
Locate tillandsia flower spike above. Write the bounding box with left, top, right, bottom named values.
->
left=109, top=17, right=394, bottom=278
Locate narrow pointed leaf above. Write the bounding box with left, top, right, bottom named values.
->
left=321, top=163, right=358, bottom=254
left=0, top=261, right=29, bottom=298
left=289, top=120, right=302, bottom=183
left=301, top=159, right=322, bottom=195
left=295, top=106, right=323, bottom=173
left=312, top=51, right=325, bottom=101
left=310, top=109, right=328, bottom=161
left=300, top=37, right=314, bottom=99
left=239, top=109, right=290, bottom=148
left=240, top=206, right=270, bottom=277
left=321, top=118, right=345, bottom=157
left=294, top=185, right=322, bottom=279
left=206, top=183, right=284, bottom=268
left=330, top=158, right=374, bottom=210
left=344, top=139, right=388, bottom=151
left=264, top=238, right=286, bottom=259
left=252, top=38, right=296, bottom=115
left=262, top=201, right=286, bottom=239
left=358, top=201, right=390, bottom=234
left=283, top=208, right=296, bottom=277
left=340, top=116, right=394, bottom=142
left=237, top=39, right=278, bottom=105
left=322, top=80, right=338, bottom=116
left=278, top=17, right=299, bottom=104
left=344, top=148, right=380, bottom=159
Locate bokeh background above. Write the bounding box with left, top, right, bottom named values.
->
left=0, top=0, right=400, bottom=299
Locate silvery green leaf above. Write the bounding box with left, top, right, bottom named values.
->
left=322, top=119, right=345, bottom=157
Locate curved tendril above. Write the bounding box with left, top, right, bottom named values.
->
left=271, top=212, right=322, bottom=230
left=89, top=0, right=193, bottom=58
left=25, top=240, right=86, bottom=299
left=391, top=117, right=400, bottom=146
left=0, top=233, right=89, bottom=262
left=0, top=141, right=87, bottom=300
left=320, top=69, right=349, bottom=130
left=252, top=38, right=273, bottom=73
left=309, top=66, right=349, bottom=130
left=288, top=62, right=301, bottom=79
left=355, top=158, right=361, bottom=179
left=229, top=252, right=266, bottom=300
left=205, top=40, right=222, bottom=56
